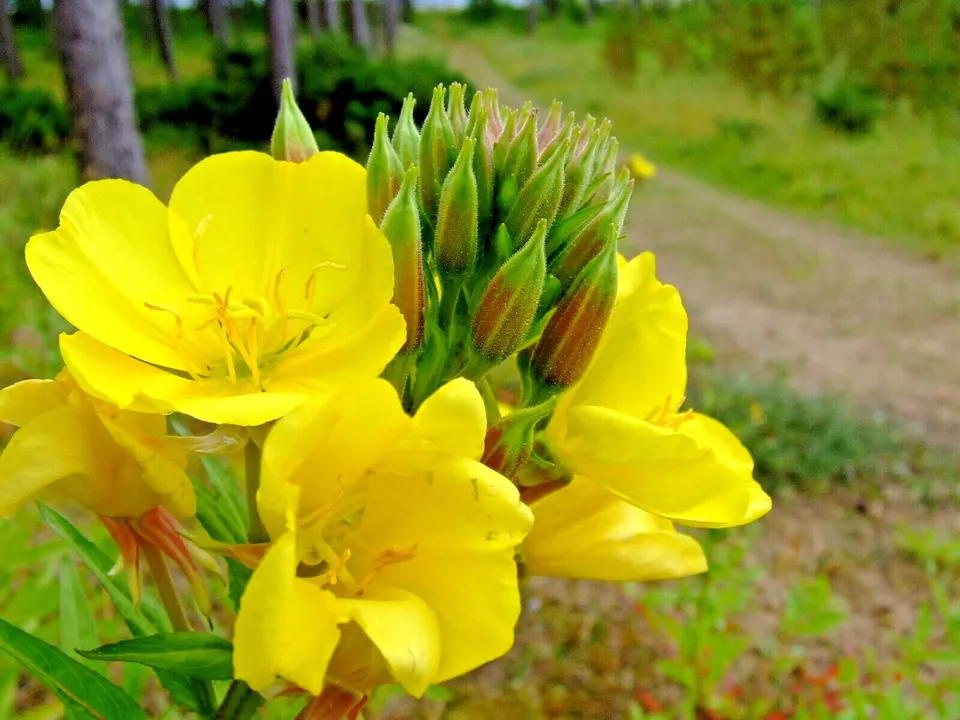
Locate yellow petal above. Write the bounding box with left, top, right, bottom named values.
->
left=61, top=332, right=307, bottom=425
left=25, top=180, right=197, bottom=370
left=559, top=405, right=769, bottom=528
left=0, top=402, right=160, bottom=518
left=0, top=379, right=70, bottom=427
left=260, top=379, right=411, bottom=539
left=233, top=531, right=347, bottom=695
left=335, top=588, right=441, bottom=698
left=346, top=458, right=532, bottom=683
left=554, top=252, right=687, bottom=427
left=524, top=477, right=707, bottom=581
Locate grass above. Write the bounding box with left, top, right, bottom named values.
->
left=427, top=16, right=960, bottom=258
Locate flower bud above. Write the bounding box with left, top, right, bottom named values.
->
left=481, top=398, right=557, bottom=481
left=472, top=219, right=547, bottom=365
left=546, top=200, right=605, bottom=258
left=592, top=137, right=620, bottom=202
left=419, top=85, right=456, bottom=220
left=483, top=88, right=504, bottom=149
left=539, top=111, right=575, bottom=166
left=381, top=166, right=425, bottom=353
left=549, top=170, right=633, bottom=289
left=447, top=81, right=469, bottom=145
left=270, top=79, right=319, bottom=163
left=392, top=93, right=420, bottom=169
left=493, top=107, right=517, bottom=174
left=558, top=125, right=602, bottom=219
left=434, top=136, right=479, bottom=277
left=574, top=115, right=597, bottom=157
left=500, top=109, right=538, bottom=191
left=366, top=113, right=404, bottom=225
left=504, top=140, right=569, bottom=249
left=537, top=100, right=564, bottom=151
left=530, top=226, right=619, bottom=394
left=467, top=99, right=495, bottom=230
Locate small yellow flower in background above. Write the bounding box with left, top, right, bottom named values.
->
left=627, top=152, right=657, bottom=181
left=233, top=378, right=532, bottom=699
left=537, top=252, right=771, bottom=529
left=0, top=372, right=215, bottom=609
left=26, top=151, right=406, bottom=427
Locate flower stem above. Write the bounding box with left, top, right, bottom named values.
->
left=214, top=680, right=264, bottom=720
left=141, top=543, right=191, bottom=632
left=244, top=440, right=269, bottom=544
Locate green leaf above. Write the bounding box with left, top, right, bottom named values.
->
left=37, top=504, right=210, bottom=715
left=78, top=633, right=234, bottom=681
left=0, top=617, right=146, bottom=720
left=227, top=557, right=253, bottom=612
left=59, top=560, right=102, bottom=672
left=199, top=456, right=248, bottom=540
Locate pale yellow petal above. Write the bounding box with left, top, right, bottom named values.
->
left=233, top=531, right=346, bottom=695
left=524, top=477, right=707, bottom=581
left=0, top=379, right=70, bottom=427
left=25, top=180, right=197, bottom=370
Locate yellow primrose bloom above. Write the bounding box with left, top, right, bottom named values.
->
left=233, top=379, right=533, bottom=699
left=523, top=476, right=706, bottom=582
left=627, top=153, right=657, bottom=181
left=26, top=151, right=406, bottom=426
left=0, top=372, right=193, bottom=519
left=545, top=252, right=771, bottom=528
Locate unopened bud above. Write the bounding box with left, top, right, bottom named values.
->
left=434, top=137, right=479, bottom=277
left=270, top=79, right=318, bottom=163
left=419, top=85, right=456, bottom=220
left=504, top=140, right=569, bottom=249
left=546, top=200, right=605, bottom=258
left=539, top=112, right=576, bottom=167
left=500, top=109, right=538, bottom=191
left=493, top=107, right=517, bottom=174
left=575, top=115, right=597, bottom=157
left=472, top=219, right=547, bottom=365
left=592, top=138, right=620, bottom=202
left=549, top=170, right=633, bottom=289
left=530, top=226, right=619, bottom=394
left=381, top=166, right=425, bottom=353
left=538, top=100, right=564, bottom=151
left=483, top=88, right=504, bottom=148
left=447, top=82, right=469, bottom=145
left=366, top=113, right=404, bottom=225
left=481, top=398, right=557, bottom=480
left=558, top=126, right=602, bottom=218
left=392, top=94, right=420, bottom=169
left=467, top=99, right=495, bottom=229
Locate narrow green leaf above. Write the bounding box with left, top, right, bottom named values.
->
left=0, top=617, right=146, bottom=720
left=79, top=633, right=234, bottom=682
left=59, top=560, right=102, bottom=672
left=227, top=558, right=253, bottom=612
left=199, top=456, right=248, bottom=540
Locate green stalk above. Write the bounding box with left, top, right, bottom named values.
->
left=244, top=440, right=269, bottom=544
left=214, top=681, right=265, bottom=720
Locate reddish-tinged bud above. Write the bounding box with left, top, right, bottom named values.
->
left=392, top=93, right=420, bottom=169
left=481, top=399, right=557, bottom=480
left=538, top=100, right=564, bottom=150
left=418, top=85, right=457, bottom=220
left=549, top=170, right=633, bottom=289
left=366, top=113, right=404, bottom=225
left=483, top=87, right=504, bottom=142
left=270, top=79, right=319, bottom=163
left=503, top=139, right=569, bottom=248
left=539, top=111, right=576, bottom=166
left=472, top=219, right=547, bottom=366
left=435, top=137, right=479, bottom=277
left=575, top=115, right=597, bottom=157
left=530, top=226, right=619, bottom=394
left=447, top=81, right=469, bottom=144
left=381, top=166, right=425, bottom=352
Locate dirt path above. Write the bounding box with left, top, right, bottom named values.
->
left=444, top=42, right=960, bottom=445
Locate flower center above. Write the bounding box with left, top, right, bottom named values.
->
left=647, top=395, right=696, bottom=430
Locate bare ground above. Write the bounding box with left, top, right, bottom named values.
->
left=364, top=40, right=960, bottom=719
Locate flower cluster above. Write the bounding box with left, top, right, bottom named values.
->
left=0, top=79, right=770, bottom=718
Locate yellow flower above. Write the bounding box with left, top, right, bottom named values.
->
left=523, top=476, right=707, bottom=582
left=233, top=379, right=533, bottom=698
left=0, top=372, right=193, bottom=519
left=544, top=252, right=771, bottom=528
left=26, top=152, right=406, bottom=426
left=627, top=153, right=657, bottom=181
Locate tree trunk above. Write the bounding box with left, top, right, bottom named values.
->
left=322, top=0, right=339, bottom=31
left=139, top=0, right=153, bottom=48
left=267, top=0, right=296, bottom=102
left=350, top=0, right=369, bottom=50
left=400, top=0, right=413, bottom=24
left=208, top=0, right=230, bottom=45
left=53, top=0, right=149, bottom=185
left=306, top=0, right=321, bottom=39
left=527, top=0, right=538, bottom=35
left=0, top=0, right=23, bottom=80
left=583, top=0, right=593, bottom=24
left=152, top=0, right=178, bottom=81
left=383, top=0, right=398, bottom=54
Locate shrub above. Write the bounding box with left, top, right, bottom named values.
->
left=813, top=66, right=884, bottom=134
left=0, top=85, right=69, bottom=153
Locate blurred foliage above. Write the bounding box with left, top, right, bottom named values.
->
left=813, top=60, right=885, bottom=133
left=0, top=84, right=69, bottom=153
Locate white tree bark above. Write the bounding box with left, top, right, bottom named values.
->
left=350, top=0, right=370, bottom=50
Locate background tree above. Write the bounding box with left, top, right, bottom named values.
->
left=53, top=0, right=149, bottom=185
left=350, top=0, right=370, bottom=49
left=306, top=0, right=321, bottom=39
left=0, top=0, right=23, bottom=80
left=267, top=0, right=296, bottom=101
left=152, top=0, right=178, bottom=80
left=384, top=0, right=398, bottom=54
left=323, top=0, right=340, bottom=32
left=205, top=0, right=230, bottom=45
left=527, top=0, right=538, bottom=35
